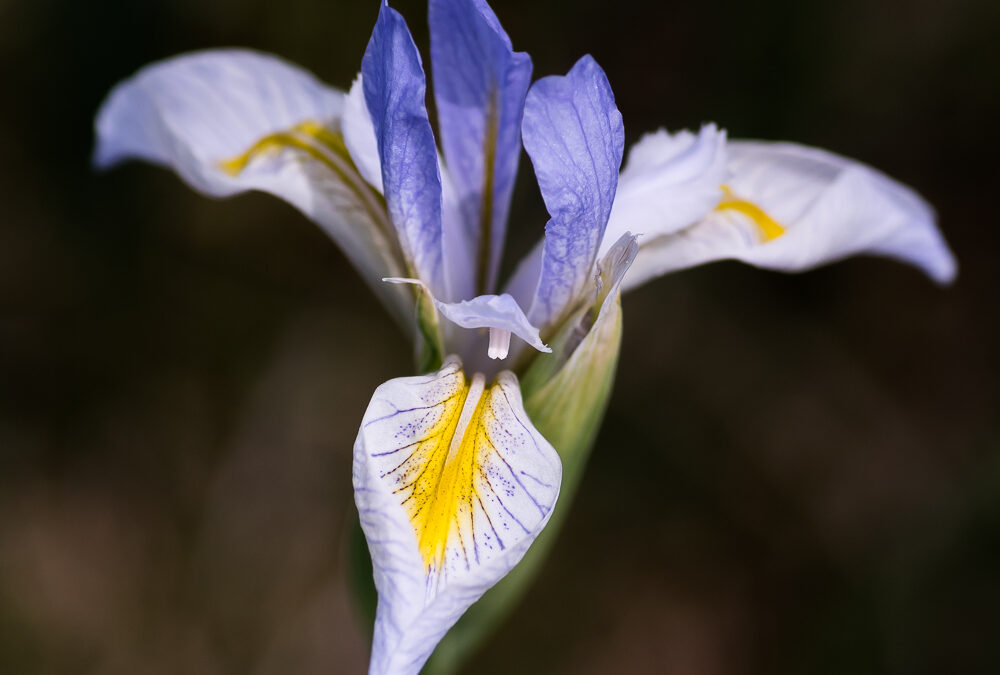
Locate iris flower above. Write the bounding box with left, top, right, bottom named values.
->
left=94, top=0, right=956, bottom=672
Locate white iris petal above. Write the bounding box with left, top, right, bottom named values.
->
left=354, top=357, right=561, bottom=675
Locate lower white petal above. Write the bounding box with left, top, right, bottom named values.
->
left=353, top=357, right=561, bottom=675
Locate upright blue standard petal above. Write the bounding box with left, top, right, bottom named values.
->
left=362, top=1, right=446, bottom=297
left=521, top=55, right=624, bottom=330
left=429, top=0, right=533, bottom=297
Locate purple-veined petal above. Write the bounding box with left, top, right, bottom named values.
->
left=521, top=55, right=624, bottom=331
left=384, top=278, right=550, bottom=358
left=92, top=48, right=414, bottom=330
left=510, top=124, right=717, bottom=308
left=347, top=70, right=473, bottom=306
left=429, top=0, right=533, bottom=297
left=362, top=2, right=447, bottom=298
left=624, top=140, right=957, bottom=289
left=354, top=357, right=561, bottom=674
left=601, top=124, right=728, bottom=256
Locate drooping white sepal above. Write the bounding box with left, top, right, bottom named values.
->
left=624, top=139, right=957, bottom=290
left=354, top=357, right=561, bottom=675
left=93, top=49, right=414, bottom=328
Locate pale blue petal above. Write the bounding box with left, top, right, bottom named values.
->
left=521, top=55, right=624, bottom=330
left=363, top=2, right=446, bottom=297
left=429, top=0, right=533, bottom=296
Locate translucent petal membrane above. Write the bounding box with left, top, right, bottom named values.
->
left=354, top=358, right=561, bottom=674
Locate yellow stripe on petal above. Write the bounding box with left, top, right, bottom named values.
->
left=387, top=372, right=512, bottom=571
left=217, top=120, right=394, bottom=248
left=361, top=359, right=561, bottom=576
left=216, top=119, right=414, bottom=289
left=401, top=372, right=479, bottom=570
left=355, top=358, right=561, bottom=675
left=219, top=119, right=353, bottom=179
left=715, top=185, right=786, bottom=241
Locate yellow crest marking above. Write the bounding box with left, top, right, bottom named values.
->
left=379, top=371, right=511, bottom=572
left=215, top=119, right=411, bottom=281
left=218, top=119, right=351, bottom=179
left=216, top=120, right=393, bottom=242
left=715, top=185, right=786, bottom=242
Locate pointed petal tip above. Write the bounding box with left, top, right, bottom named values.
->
left=923, top=246, right=959, bottom=286
left=90, top=143, right=114, bottom=171
left=937, top=261, right=959, bottom=286
left=355, top=359, right=561, bottom=673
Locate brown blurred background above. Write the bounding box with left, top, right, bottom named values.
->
left=1, top=0, right=998, bottom=673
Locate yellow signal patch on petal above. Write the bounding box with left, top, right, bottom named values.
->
left=381, top=371, right=526, bottom=572
left=355, top=364, right=560, bottom=673
left=400, top=372, right=488, bottom=570
left=219, top=119, right=351, bottom=177
left=715, top=185, right=786, bottom=241
left=359, top=358, right=561, bottom=580
left=216, top=119, right=401, bottom=256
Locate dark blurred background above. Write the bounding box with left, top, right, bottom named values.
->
left=1, top=0, right=998, bottom=672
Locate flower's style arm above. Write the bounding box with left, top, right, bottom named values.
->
left=429, top=0, right=533, bottom=297
left=92, top=49, right=415, bottom=330
left=604, top=128, right=957, bottom=290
